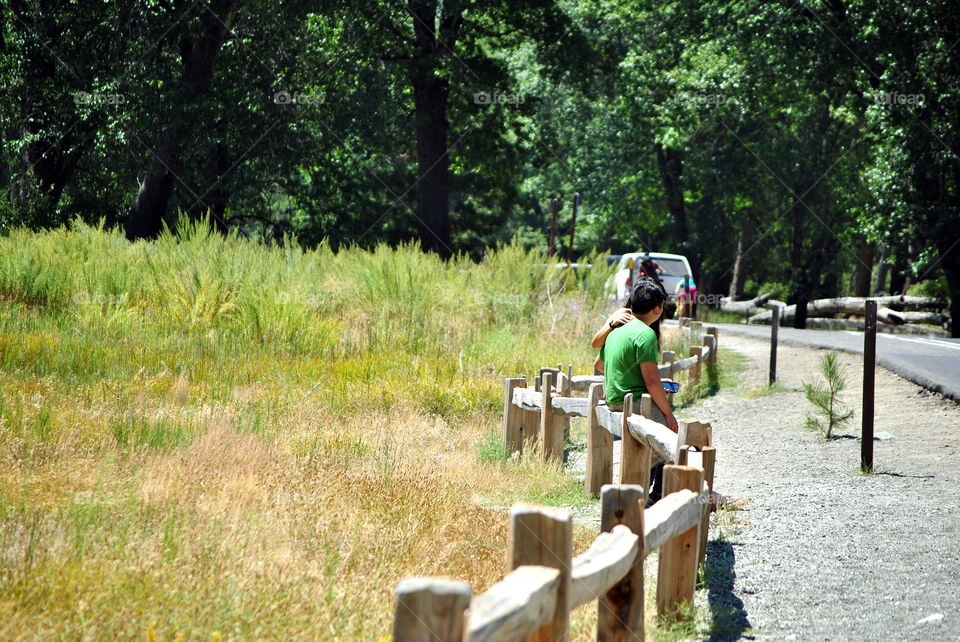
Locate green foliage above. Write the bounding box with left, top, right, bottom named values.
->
left=803, top=353, right=854, bottom=439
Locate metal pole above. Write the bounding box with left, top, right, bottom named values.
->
left=769, top=305, right=780, bottom=386
left=567, top=192, right=579, bottom=265
left=549, top=197, right=558, bottom=258
left=861, top=300, right=877, bottom=471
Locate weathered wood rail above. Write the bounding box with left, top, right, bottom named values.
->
left=392, top=325, right=724, bottom=641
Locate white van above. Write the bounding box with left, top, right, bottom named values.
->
left=607, top=252, right=694, bottom=303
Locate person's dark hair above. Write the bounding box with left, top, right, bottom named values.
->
left=629, top=277, right=666, bottom=344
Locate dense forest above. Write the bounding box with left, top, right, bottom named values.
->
left=2, top=1, right=958, bottom=334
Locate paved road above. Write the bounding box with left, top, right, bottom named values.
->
left=704, top=322, right=960, bottom=403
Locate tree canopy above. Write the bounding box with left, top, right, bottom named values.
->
left=2, top=0, right=958, bottom=332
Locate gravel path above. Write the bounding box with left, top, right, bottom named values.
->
left=686, top=335, right=960, bottom=641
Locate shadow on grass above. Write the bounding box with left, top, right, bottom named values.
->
left=703, top=540, right=753, bottom=641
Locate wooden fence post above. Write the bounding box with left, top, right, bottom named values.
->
left=619, top=394, right=651, bottom=492
left=705, top=326, right=719, bottom=365
left=676, top=421, right=712, bottom=454
left=557, top=370, right=572, bottom=441
left=599, top=485, right=646, bottom=641
left=585, top=383, right=612, bottom=497
left=661, top=350, right=675, bottom=378
left=503, top=377, right=526, bottom=455
left=689, top=346, right=703, bottom=387
left=393, top=577, right=471, bottom=642
left=656, top=465, right=704, bottom=622
left=702, top=335, right=716, bottom=368
left=676, top=420, right=713, bottom=570
left=541, top=372, right=564, bottom=462
left=509, top=505, right=573, bottom=641
left=697, top=446, right=717, bottom=569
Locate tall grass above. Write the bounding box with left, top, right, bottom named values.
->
left=0, top=219, right=619, bottom=639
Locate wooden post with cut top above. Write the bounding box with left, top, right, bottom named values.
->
left=541, top=371, right=563, bottom=462
left=585, top=383, right=613, bottom=497
left=689, top=346, right=703, bottom=386
left=619, top=394, right=651, bottom=492
left=599, top=485, right=646, bottom=641
left=503, top=377, right=526, bottom=455
left=509, top=504, right=572, bottom=641
left=662, top=350, right=675, bottom=378
left=393, top=577, right=471, bottom=642
left=656, top=465, right=704, bottom=621
left=706, top=326, right=719, bottom=364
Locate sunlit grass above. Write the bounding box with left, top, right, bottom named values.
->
left=0, top=219, right=616, bottom=639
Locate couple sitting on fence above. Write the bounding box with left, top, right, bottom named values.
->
left=591, top=277, right=678, bottom=502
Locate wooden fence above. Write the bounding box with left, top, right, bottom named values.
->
left=392, top=324, right=721, bottom=641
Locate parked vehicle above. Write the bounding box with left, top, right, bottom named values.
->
left=606, top=252, right=694, bottom=307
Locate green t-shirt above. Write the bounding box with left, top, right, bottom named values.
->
left=599, top=319, right=659, bottom=406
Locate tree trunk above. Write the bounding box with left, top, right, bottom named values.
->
left=125, top=0, right=237, bottom=240
left=728, top=232, right=745, bottom=300
left=654, top=143, right=688, bottom=245
left=409, top=0, right=456, bottom=259
left=872, top=244, right=890, bottom=295
left=854, top=240, right=874, bottom=297
left=935, top=237, right=960, bottom=337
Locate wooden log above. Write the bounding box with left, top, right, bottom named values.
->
left=568, top=524, right=639, bottom=609
left=671, top=355, right=699, bottom=372
left=585, top=383, right=612, bottom=497
left=656, top=466, right=704, bottom=622
left=551, top=396, right=589, bottom=418
left=504, top=378, right=526, bottom=455
left=719, top=292, right=773, bottom=314
left=541, top=372, right=564, bottom=462
left=747, top=295, right=946, bottom=324
left=509, top=504, right=573, bottom=641
left=675, top=445, right=689, bottom=466
left=697, top=447, right=717, bottom=569
left=466, top=566, right=561, bottom=642
left=522, top=408, right=540, bottom=451
left=624, top=415, right=677, bottom=465
left=571, top=375, right=603, bottom=392
left=394, top=577, right=471, bottom=642
left=769, top=305, right=780, bottom=385
left=677, top=420, right=712, bottom=451
left=689, top=346, right=703, bottom=386
left=599, top=485, right=646, bottom=641
left=642, top=489, right=702, bottom=555
left=619, top=394, right=651, bottom=489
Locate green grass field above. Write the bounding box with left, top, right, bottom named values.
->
left=0, top=220, right=727, bottom=640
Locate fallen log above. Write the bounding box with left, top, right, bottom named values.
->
left=719, top=292, right=773, bottom=314
left=748, top=295, right=946, bottom=324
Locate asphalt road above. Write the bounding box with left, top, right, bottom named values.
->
left=704, top=322, right=960, bottom=403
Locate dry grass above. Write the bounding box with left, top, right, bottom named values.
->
left=0, top=222, right=613, bottom=639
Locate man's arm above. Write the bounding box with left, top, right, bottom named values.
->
left=593, top=355, right=604, bottom=374
left=591, top=307, right=634, bottom=349
left=640, top=361, right=678, bottom=432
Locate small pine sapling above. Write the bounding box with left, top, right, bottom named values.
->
left=803, top=352, right=854, bottom=438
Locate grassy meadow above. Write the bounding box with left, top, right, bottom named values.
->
left=0, top=221, right=726, bottom=640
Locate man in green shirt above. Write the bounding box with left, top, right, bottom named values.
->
left=592, top=280, right=678, bottom=433
left=592, top=278, right=678, bottom=503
